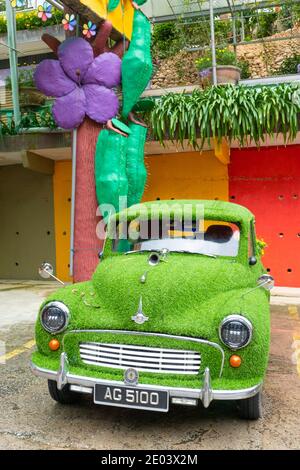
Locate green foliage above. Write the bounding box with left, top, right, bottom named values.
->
left=152, top=4, right=300, bottom=61
left=196, top=49, right=237, bottom=70
left=249, top=9, right=277, bottom=39
left=19, top=107, right=57, bottom=130
left=277, top=2, right=300, bottom=30
left=0, top=119, right=17, bottom=136
left=0, top=9, right=63, bottom=34
left=150, top=84, right=300, bottom=148
left=152, top=22, right=178, bottom=59
left=5, top=68, right=35, bottom=89
left=256, top=238, right=267, bottom=257
left=0, top=106, right=57, bottom=136
left=238, top=58, right=251, bottom=80
left=152, top=18, right=233, bottom=60
left=277, top=54, right=300, bottom=75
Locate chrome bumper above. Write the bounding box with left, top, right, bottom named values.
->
left=30, top=353, right=262, bottom=409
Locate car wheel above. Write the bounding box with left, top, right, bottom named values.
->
left=47, top=380, right=79, bottom=405
left=236, top=391, right=262, bottom=420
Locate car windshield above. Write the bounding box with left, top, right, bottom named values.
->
left=113, top=218, right=240, bottom=257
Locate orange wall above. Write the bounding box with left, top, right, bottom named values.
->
left=143, top=151, right=229, bottom=202
left=53, top=161, right=73, bottom=282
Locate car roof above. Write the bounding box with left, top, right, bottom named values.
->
left=112, top=199, right=254, bottom=225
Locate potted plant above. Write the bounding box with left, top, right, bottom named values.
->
left=196, top=48, right=246, bottom=86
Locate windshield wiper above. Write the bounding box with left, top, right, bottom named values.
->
left=171, top=250, right=217, bottom=258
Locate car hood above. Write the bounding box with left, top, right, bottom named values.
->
left=90, top=253, right=262, bottom=336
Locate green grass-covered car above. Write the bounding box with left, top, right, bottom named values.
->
left=31, top=199, right=273, bottom=420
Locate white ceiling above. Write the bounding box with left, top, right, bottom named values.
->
left=142, top=0, right=282, bottom=21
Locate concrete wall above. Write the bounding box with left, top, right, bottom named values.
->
left=0, top=165, right=56, bottom=280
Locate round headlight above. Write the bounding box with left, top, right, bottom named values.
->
left=219, top=315, right=252, bottom=350
left=40, top=301, right=70, bottom=334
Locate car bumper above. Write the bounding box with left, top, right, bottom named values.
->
left=30, top=353, right=262, bottom=410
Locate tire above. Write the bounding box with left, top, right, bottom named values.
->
left=237, top=391, right=262, bottom=420
left=47, top=380, right=79, bottom=405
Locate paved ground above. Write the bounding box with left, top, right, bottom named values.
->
left=0, top=283, right=300, bottom=450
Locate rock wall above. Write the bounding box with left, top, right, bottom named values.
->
left=151, top=26, right=300, bottom=88
left=236, top=26, right=300, bottom=78
left=152, top=51, right=199, bottom=89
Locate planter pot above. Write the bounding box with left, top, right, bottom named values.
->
left=199, top=65, right=241, bottom=86
left=19, top=87, right=46, bottom=107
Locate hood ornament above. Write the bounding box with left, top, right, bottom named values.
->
left=132, top=297, right=149, bottom=325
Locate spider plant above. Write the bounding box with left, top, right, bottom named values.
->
left=150, top=84, right=300, bottom=148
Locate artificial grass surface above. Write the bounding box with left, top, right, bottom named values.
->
left=33, top=200, right=270, bottom=390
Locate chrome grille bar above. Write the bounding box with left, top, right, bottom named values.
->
left=79, top=342, right=201, bottom=375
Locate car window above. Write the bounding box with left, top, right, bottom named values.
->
left=113, top=219, right=240, bottom=257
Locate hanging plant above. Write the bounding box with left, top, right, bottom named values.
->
left=62, top=13, right=77, bottom=32
left=82, top=21, right=97, bottom=39
left=37, top=2, right=53, bottom=22
left=150, top=84, right=300, bottom=148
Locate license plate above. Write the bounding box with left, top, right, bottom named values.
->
left=94, top=384, right=169, bottom=412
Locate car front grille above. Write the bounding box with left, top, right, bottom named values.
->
left=79, top=342, right=201, bottom=375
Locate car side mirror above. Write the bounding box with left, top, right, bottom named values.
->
left=249, top=256, right=257, bottom=266
left=241, top=273, right=275, bottom=300
left=257, top=274, right=274, bottom=291
left=98, top=251, right=104, bottom=260
left=38, top=262, right=64, bottom=285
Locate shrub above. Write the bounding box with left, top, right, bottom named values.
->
left=277, top=54, right=300, bottom=75
left=152, top=22, right=179, bottom=59
left=0, top=9, right=63, bottom=34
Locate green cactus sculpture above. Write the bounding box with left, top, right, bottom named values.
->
left=121, top=9, right=153, bottom=118
left=126, top=122, right=148, bottom=207
left=95, top=127, right=130, bottom=221
left=95, top=2, right=152, bottom=218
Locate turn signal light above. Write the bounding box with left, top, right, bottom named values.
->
left=229, top=355, right=242, bottom=368
left=49, top=339, right=60, bottom=351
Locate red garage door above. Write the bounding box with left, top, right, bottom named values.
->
left=229, top=145, right=300, bottom=287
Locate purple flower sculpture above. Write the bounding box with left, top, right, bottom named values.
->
left=34, top=37, right=121, bottom=130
